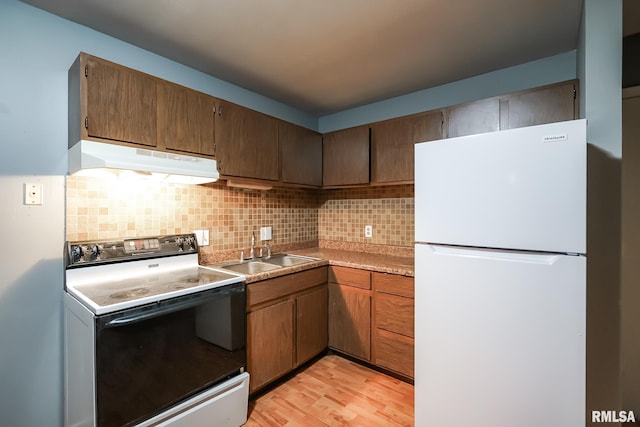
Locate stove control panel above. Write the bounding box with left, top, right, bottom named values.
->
left=66, top=234, right=198, bottom=267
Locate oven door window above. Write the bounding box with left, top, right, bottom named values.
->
left=95, top=283, right=246, bottom=427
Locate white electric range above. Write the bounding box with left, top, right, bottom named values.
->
left=64, top=234, right=249, bottom=427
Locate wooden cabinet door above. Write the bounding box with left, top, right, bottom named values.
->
left=215, top=100, right=279, bottom=181
left=85, top=55, right=157, bottom=147
left=371, top=110, right=443, bottom=183
left=296, top=286, right=328, bottom=366
left=322, top=126, right=370, bottom=186
left=446, top=98, right=500, bottom=138
left=247, top=299, right=295, bottom=393
left=280, top=121, right=322, bottom=186
left=501, top=81, right=577, bottom=130
left=328, top=283, right=371, bottom=361
left=159, top=83, right=215, bottom=157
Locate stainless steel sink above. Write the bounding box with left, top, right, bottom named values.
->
left=262, top=254, right=317, bottom=267
left=217, top=254, right=318, bottom=275
left=221, top=261, right=282, bottom=275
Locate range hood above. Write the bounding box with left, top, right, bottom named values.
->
left=69, top=140, right=219, bottom=184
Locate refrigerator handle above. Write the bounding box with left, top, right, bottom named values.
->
left=426, top=244, right=571, bottom=265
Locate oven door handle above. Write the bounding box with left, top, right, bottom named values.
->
left=105, top=300, right=197, bottom=327
left=103, top=285, right=244, bottom=328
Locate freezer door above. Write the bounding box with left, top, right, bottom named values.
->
left=414, top=119, right=586, bottom=254
left=414, top=244, right=585, bottom=427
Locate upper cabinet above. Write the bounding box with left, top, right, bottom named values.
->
left=445, top=80, right=578, bottom=139
left=158, top=83, right=216, bottom=157
left=70, top=53, right=579, bottom=189
left=215, top=100, right=279, bottom=181
left=323, top=125, right=370, bottom=187
left=371, top=110, right=443, bottom=184
left=70, top=53, right=157, bottom=148
left=446, top=98, right=500, bottom=138
left=279, top=121, right=323, bottom=187
left=499, top=80, right=577, bottom=130
left=69, top=52, right=216, bottom=159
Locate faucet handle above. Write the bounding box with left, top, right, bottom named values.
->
left=239, top=250, right=245, bottom=262
left=265, top=242, right=271, bottom=258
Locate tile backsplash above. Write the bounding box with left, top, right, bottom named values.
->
left=66, top=176, right=414, bottom=260
left=318, top=185, right=414, bottom=248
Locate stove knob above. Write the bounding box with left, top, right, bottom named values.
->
left=72, top=246, right=84, bottom=262
left=176, top=237, right=185, bottom=251
left=186, top=236, right=196, bottom=250
left=91, top=245, right=101, bottom=259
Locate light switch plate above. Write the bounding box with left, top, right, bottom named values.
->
left=194, top=230, right=209, bottom=246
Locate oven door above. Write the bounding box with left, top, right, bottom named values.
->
left=94, top=282, right=246, bottom=427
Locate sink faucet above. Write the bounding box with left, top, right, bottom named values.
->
left=249, top=231, right=256, bottom=259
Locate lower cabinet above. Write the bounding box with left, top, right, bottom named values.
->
left=328, top=267, right=372, bottom=361
left=247, top=265, right=414, bottom=391
left=246, top=267, right=328, bottom=393
left=372, top=272, right=415, bottom=379
left=296, top=286, right=329, bottom=365
left=247, top=300, right=295, bottom=392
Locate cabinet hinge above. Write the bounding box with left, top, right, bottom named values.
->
left=573, top=85, right=577, bottom=100
left=84, top=65, right=88, bottom=78
left=84, top=116, right=88, bottom=129
left=218, top=106, right=222, bottom=117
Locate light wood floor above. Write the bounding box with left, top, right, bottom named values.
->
left=244, top=354, right=414, bottom=427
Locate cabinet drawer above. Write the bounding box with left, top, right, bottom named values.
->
left=375, top=293, right=414, bottom=337
left=247, top=267, right=328, bottom=309
left=373, top=273, right=414, bottom=298
left=375, top=328, right=414, bottom=378
left=329, top=266, right=371, bottom=289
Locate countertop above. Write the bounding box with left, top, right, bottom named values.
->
left=207, top=247, right=414, bottom=284
left=289, top=247, right=414, bottom=277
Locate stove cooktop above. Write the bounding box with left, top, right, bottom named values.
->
left=74, top=266, right=237, bottom=306
left=66, top=261, right=244, bottom=315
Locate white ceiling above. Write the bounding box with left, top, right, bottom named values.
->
left=20, top=0, right=633, bottom=116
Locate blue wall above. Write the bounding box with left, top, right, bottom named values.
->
left=578, top=0, right=623, bottom=422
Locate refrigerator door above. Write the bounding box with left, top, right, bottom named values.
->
left=414, top=119, right=586, bottom=254
left=414, top=244, right=585, bottom=427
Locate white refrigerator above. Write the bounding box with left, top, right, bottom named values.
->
left=414, top=119, right=587, bottom=427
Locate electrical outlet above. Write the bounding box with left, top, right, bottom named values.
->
left=364, top=225, right=373, bottom=238
left=24, top=182, right=43, bottom=205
